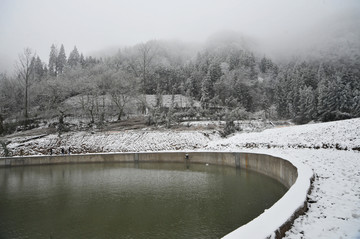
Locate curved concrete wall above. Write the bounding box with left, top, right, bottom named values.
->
left=0, top=152, right=312, bottom=238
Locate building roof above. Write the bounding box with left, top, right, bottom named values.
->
left=144, top=94, right=201, bottom=108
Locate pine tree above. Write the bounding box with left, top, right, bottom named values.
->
left=339, top=70, right=357, bottom=114
left=274, top=68, right=293, bottom=118
left=208, top=63, right=222, bottom=83
left=338, top=81, right=352, bottom=114
left=57, top=44, right=67, bottom=74
left=68, top=46, right=80, bottom=68
left=317, top=76, right=338, bottom=121
left=275, top=83, right=287, bottom=118
left=317, top=78, right=329, bottom=117
left=184, top=77, right=195, bottom=97
left=297, top=86, right=316, bottom=123
left=30, top=56, right=44, bottom=82
left=80, top=53, right=86, bottom=68
left=352, top=89, right=360, bottom=117
left=34, top=56, right=44, bottom=79
left=200, top=71, right=212, bottom=109
left=259, top=56, right=273, bottom=74
left=48, top=44, right=58, bottom=76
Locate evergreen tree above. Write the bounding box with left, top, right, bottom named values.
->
left=227, top=49, right=241, bottom=70
left=352, top=89, right=360, bottom=117
left=338, top=81, right=352, bottom=113
left=57, top=44, right=67, bottom=74
left=243, top=52, right=257, bottom=81
left=274, top=70, right=291, bottom=118
left=297, top=86, right=316, bottom=123
left=34, top=56, right=44, bottom=80
left=208, top=63, right=222, bottom=83
left=29, top=56, right=43, bottom=83
left=184, top=77, right=195, bottom=97
left=234, top=80, right=253, bottom=112
left=214, top=75, right=229, bottom=105
left=275, top=85, right=288, bottom=118
left=48, top=44, right=58, bottom=76
left=339, top=70, right=358, bottom=114
left=317, top=78, right=329, bottom=117
left=68, top=46, right=80, bottom=68
left=259, top=56, right=273, bottom=74
left=80, top=53, right=86, bottom=68
left=317, top=76, right=338, bottom=121
left=200, top=71, right=212, bottom=109
left=0, top=113, right=4, bottom=135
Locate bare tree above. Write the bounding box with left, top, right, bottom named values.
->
left=109, top=70, right=138, bottom=120
left=126, top=41, right=158, bottom=94
left=15, top=48, right=35, bottom=119
left=80, top=90, right=99, bottom=124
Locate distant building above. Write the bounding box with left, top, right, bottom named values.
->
left=63, top=93, right=201, bottom=119
left=140, top=94, right=201, bottom=114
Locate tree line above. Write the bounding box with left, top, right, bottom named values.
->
left=0, top=39, right=359, bottom=135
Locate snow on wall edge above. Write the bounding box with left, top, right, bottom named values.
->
left=222, top=154, right=314, bottom=239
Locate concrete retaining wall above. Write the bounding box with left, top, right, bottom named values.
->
left=0, top=152, right=311, bottom=238
left=0, top=152, right=297, bottom=188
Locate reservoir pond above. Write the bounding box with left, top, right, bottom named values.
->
left=0, top=162, right=287, bottom=238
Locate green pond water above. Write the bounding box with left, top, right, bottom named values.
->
left=0, top=162, right=287, bottom=239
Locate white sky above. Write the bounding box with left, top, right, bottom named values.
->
left=0, top=0, right=359, bottom=72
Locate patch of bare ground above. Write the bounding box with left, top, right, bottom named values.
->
left=1, top=127, right=57, bottom=142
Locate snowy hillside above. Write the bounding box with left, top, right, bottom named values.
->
left=207, top=118, right=360, bottom=151
left=4, top=130, right=220, bottom=156
left=3, top=118, right=359, bottom=156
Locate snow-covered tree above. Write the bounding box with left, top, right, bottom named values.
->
left=200, top=71, right=212, bottom=109
left=80, top=53, right=86, bottom=68
left=68, top=46, right=80, bottom=68
left=16, top=48, right=36, bottom=119
left=57, top=44, right=67, bottom=74
left=138, top=41, right=158, bottom=94
left=48, top=44, right=58, bottom=76
left=109, top=70, right=138, bottom=121
left=33, top=56, right=45, bottom=80
left=297, top=86, right=316, bottom=123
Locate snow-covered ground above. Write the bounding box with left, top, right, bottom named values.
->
left=179, top=119, right=278, bottom=132
left=1, top=118, right=360, bottom=238
left=206, top=118, right=360, bottom=151
left=4, top=130, right=219, bottom=155
left=227, top=148, right=359, bottom=239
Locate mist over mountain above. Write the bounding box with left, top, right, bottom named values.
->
left=255, top=9, right=360, bottom=62
left=2, top=0, right=359, bottom=73
left=88, top=9, right=360, bottom=66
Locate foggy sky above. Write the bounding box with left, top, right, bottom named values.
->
left=0, top=0, right=359, bottom=72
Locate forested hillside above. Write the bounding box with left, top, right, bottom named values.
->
left=0, top=35, right=359, bottom=135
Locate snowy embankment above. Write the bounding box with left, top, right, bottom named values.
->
left=206, top=118, right=360, bottom=151
left=2, top=118, right=360, bottom=238
left=5, top=118, right=359, bottom=156
left=5, top=130, right=220, bottom=155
